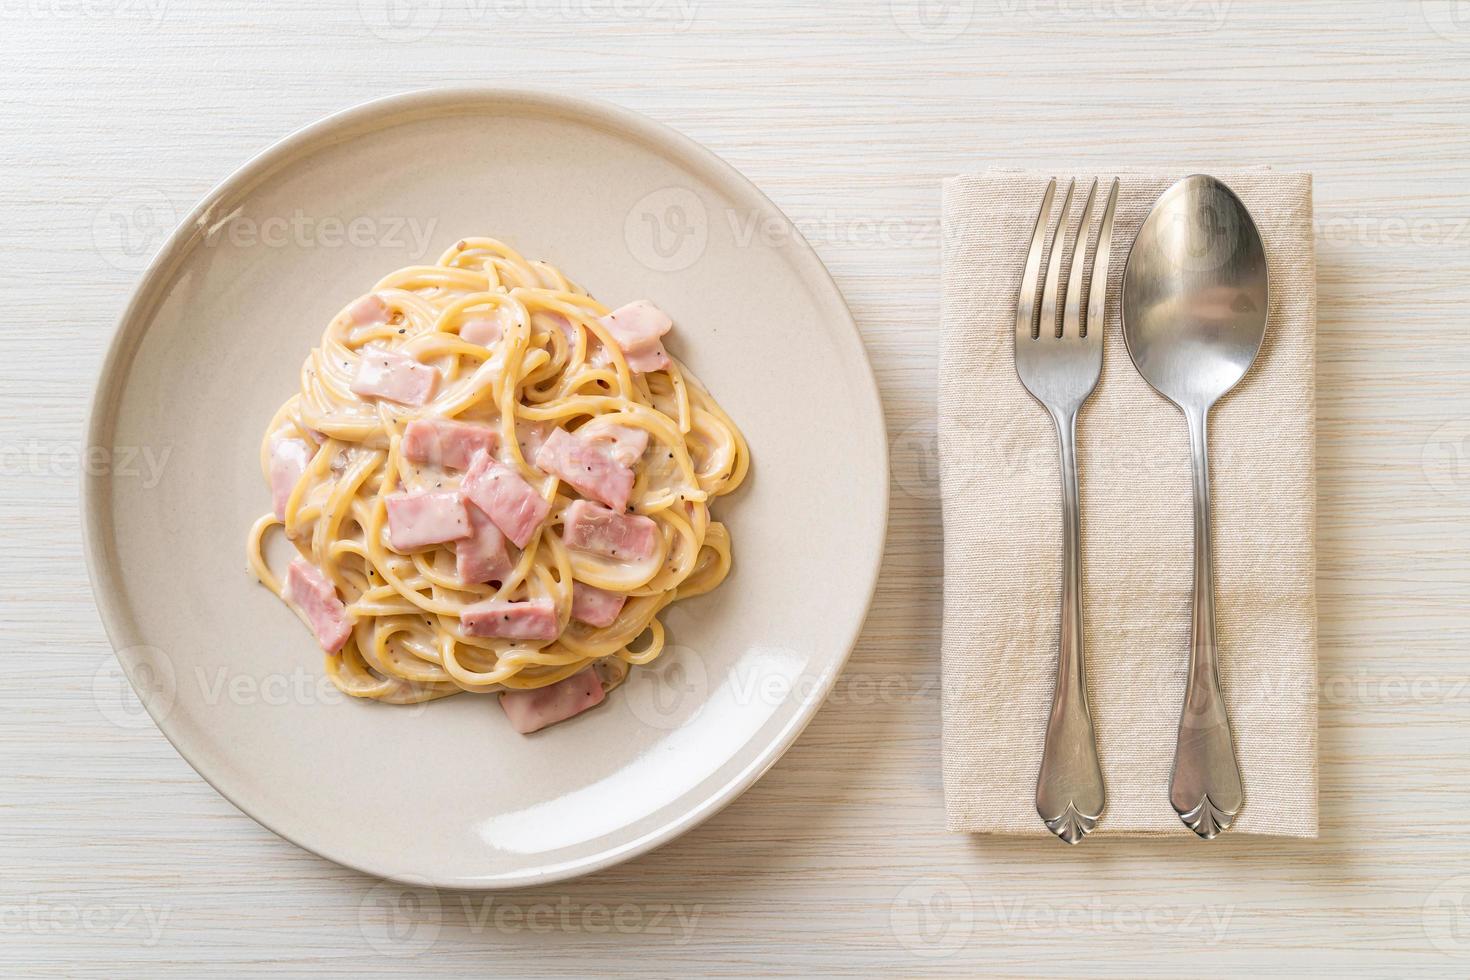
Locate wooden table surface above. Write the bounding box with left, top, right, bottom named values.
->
left=4, top=2, right=1470, bottom=976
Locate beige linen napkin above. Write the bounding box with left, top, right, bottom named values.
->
left=939, top=171, right=1317, bottom=837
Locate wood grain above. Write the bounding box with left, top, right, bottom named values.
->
left=3, top=1, right=1469, bottom=975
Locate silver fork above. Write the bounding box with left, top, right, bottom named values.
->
left=1014, top=176, right=1120, bottom=844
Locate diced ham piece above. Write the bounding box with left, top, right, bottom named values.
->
left=351, top=348, right=439, bottom=406
left=269, top=435, right=312, bottom=520
left=460, top=316, right=502, bottom=346
left=534, top=427, right=635, bottom=512
left=598, top=300, right=672, bottom=373
left=461, top=450, right=551, bottom=549
left=622, top=346, right=670, bottom=373
left=401, top=418, right=497, bottom=471
left=579, top=422, right=649, bottom=468
left=457, top=503, right=514, bottom=584
left=283, top=558, right=352, bottom=653
left=461, top=597, right=559, bottom=642
left=514, top=420, right=553, bottom=460
left=562, top=500, right=658, bottom=561
left=347, top=293, right=391, bottom=326
left=499, top=668, right=606, bottom=734
left=385, top=490, right=471, bottom=551
left=571, top=582, right=627, bottom=628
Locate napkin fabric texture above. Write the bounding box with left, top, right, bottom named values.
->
left=940, top=170, right=1317, bottom=837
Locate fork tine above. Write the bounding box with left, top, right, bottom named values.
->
left=1016, top=178, right=1057, bottom=343
left=1038, top=179, right=1075, bottom=339
left=1084, top=177, right=1120, bottom=340
left=1061, top=179, right=1099, bottom=339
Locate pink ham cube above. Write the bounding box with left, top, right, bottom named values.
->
left=461, top=450, right=551, bottom=549
left=457, top=503, right=513, bottom=585
left=351, top=348, right=439, bottom=406
left=499, top=668, right=606, bottom=734
left=578, top=422, right=649, bottom=468
left=534, top=426, right=635, bottom=512
left=385, top=490, right=471, bottom=551
left=283, top=558, right=352, bottom=653
left=598, top=300, right=672, bottom=373
left=561, top=499, right=658, bottom=561
left=459, top=316, right=503, bottom=346
left=461, top=597, right=559, bottom=642
left=346, top=293, right=391, bottom=326
left=400, top=418, right=497, bottom=471
left=571, top=582, right=626, bottom=628
left=269, top=435, right=312, bottom=520
left=513, top=420, right=554, bottom=460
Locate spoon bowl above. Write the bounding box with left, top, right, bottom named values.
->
left=1122, top=175, right=1268, bottom=413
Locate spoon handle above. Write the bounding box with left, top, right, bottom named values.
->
left=1171, top=408, right=1245, bottom=838
left=1035, top=408, right=1105, bottom=844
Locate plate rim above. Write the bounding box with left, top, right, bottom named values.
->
left=81, top=85, right=889, bottom=889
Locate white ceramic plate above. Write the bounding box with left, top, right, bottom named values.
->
left=83, top=88, right=887, bottom=888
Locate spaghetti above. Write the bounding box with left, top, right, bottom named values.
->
left=247, top=238, right=747, bottom=721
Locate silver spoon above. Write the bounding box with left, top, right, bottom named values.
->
left=1121, top=174, right=1268, bottom=839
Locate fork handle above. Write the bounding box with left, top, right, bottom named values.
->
left=1035, top=408, right=1105, bottom=844
left=1170, top=407, right=1244, bottom=838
